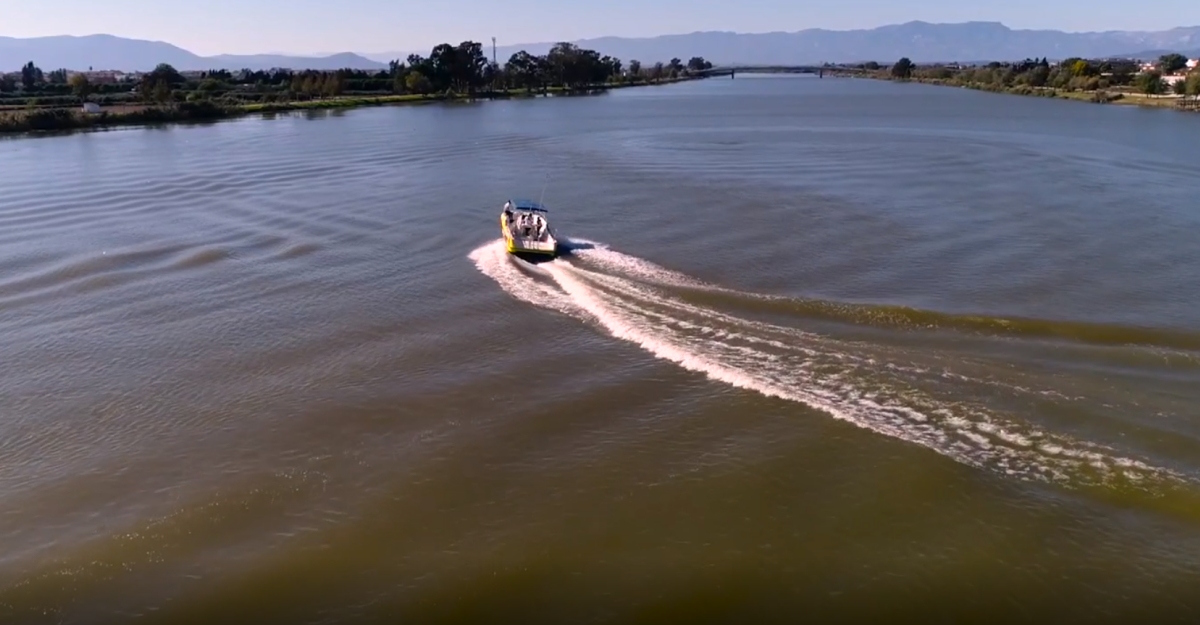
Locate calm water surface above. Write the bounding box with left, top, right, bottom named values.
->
left=3, top=75, right=1200, bottom=623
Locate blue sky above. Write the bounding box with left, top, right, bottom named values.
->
left=5, top=0, right=1199, bottom=55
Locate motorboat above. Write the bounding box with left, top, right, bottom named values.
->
left=501, top=199, right=557, bottom=257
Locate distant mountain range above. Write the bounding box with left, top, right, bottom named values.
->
left=3, top=22, right=1200, bottom=73
left=0, top=34, right=386, bottom=72
left=377, top=21, right=1200, bottom=66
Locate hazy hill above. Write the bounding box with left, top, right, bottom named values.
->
left=5, top=22, right=1200, bottom=73
left=204, top=52, right=385, bottom=72
left=0, top=34, right=387, bottom=72
left=370, top=21, right=1200, bottom=65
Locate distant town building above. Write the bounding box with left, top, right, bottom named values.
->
left=1137, top=59, right=1195, bottom=77
left=65, top=70, right=131, bottom=84
left=89, top=71, right=126, bottom=84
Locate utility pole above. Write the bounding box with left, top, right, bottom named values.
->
left=492, top=37, right=497, bottom=66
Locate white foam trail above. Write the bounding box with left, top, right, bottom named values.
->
left=567, top=241, right=716, bottom=290
left=467, top=240, right=588, bottom=320
left=567, top=239, right=797, bottom=306
left=470, top=238, right=1189, bottom=488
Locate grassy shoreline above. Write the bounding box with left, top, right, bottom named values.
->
left=845, top=72, right=1197, bottom=112
left=0, top=77, right=701, bottom=136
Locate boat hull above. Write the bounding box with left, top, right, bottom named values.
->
left=505, top=240, right=557, bottom=256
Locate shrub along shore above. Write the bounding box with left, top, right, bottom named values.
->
left=0, top=80, right=699, bottom=134
left=839, top=55, right=1200, bottom=111
left=1, top=41, right=712, bottom=135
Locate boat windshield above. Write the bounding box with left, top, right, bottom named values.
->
left=509, top=199, right=548, bottom=213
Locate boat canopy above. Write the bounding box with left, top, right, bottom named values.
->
left=507, top=199, right=548, bottom=213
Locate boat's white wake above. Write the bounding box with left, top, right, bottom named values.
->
left=468, top=238, right=1189, bottom=489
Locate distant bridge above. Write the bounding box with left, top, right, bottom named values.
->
left=696, top=66, right=868, bottom=78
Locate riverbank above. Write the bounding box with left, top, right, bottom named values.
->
left=0, top=77, right=701, bottom=136
left=852, top=72, right=1198, bottom=112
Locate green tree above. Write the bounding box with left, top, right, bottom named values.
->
left=628, top=59, right=642, bottom=80
left=1136, top=70, right=1164, bottom=95
left=1159, top=53, right=1187, bottom=74
left=321, top=71, right=346, bottom=97
left=1187, top=71, right=1200, bottom=96
left=20, top=61, right=43, bottom=89
left=482, top=61, right=500, bottom=90
left=1067, top=75, right=1091, bottom=90
left=421, top=42, right=488, bottom=93
left=416, top=41, right=489, bottom=93
left=602, top=56, right=622, bottom=82
left=505, top=50, right=542, bottom=90
left=405, top=71, right=432, bottom=94
left=389, top=62, right=409, bottom=93
left=1173, top=77, right=1189, bottom=95
left=919, top=65, right=952, bottom=80
left=1028, top=65, right=1050, bottom=87
left=152, top=81, right=171, bottom=103
left=427, top=43, right=459, bottom=92
left=139, top=63, right=184, bottom=103
left=68, top=73, right=91, bottom=98
left=0, top=39, right=705, bottom=112
left=668, top=57, right=683, bottom=78
left=604, top=54, right=624, bottom=82
left=302, top=72, right=322, bottom=96
left=546, top=42, right=596, bottom=87
left=1109, top=65, right=1135, bottom=86
left=456, top=41, right=489, bottom=94
left=891, top=57, right=914, bottom=79
left=0, top=74, right=15, bottom=92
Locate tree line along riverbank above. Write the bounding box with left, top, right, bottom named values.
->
left=0, top=41, right=715, bottom=134
left=843, top=54, right=1200, bottom=110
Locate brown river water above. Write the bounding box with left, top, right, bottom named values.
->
left=2, top=75, right=1200, bottom=624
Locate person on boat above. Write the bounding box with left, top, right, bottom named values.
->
left=503, top=202, right=513, bottom=223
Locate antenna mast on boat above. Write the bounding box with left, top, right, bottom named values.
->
left=537, top=172, right=550, bottom=208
